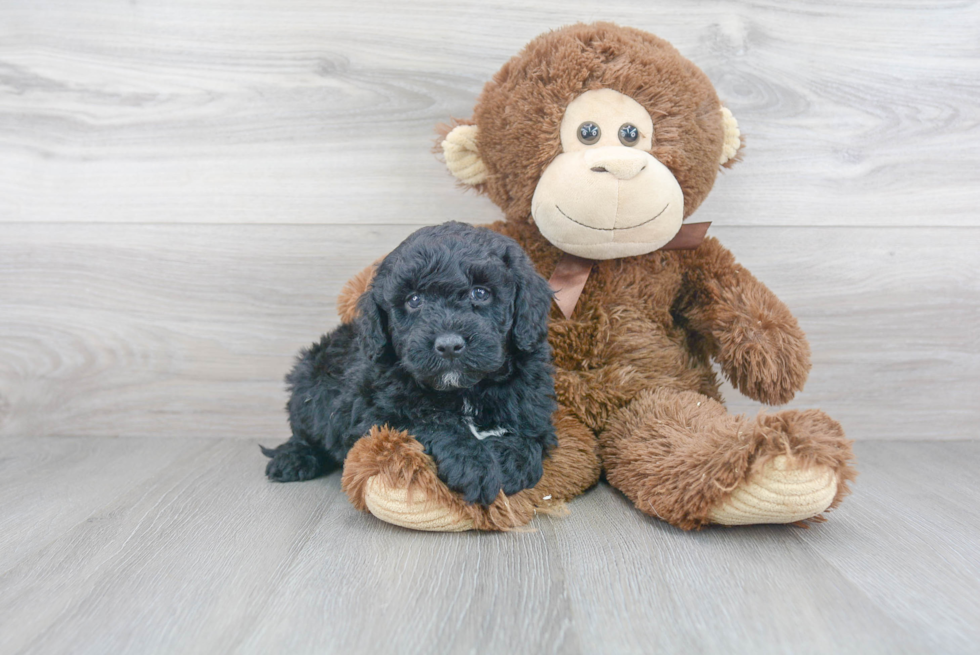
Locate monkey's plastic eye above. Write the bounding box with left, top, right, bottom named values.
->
left=470, top=286, right=491, bottom=303
left=618, top=123, right=639, bottom=145
left=406, top=293, right=423, bottom=309
left=577, top=122, right=601, bottom=145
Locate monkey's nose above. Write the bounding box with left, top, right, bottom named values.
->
left=434, top=333, right=466, bottom=359
left=585, top=147, right=648, bottom=180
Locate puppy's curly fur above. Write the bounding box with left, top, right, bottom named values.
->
left=262, top=222, right=557, bottom=506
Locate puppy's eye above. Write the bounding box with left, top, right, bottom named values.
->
left=577, top=121, right=601, bottom=145
left=618, top=123, right=639, bottom=146
left=469, top=286, right=491, bottom=303
left=406, top=293, right=423, bottom=310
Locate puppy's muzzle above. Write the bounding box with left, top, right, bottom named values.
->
left=434, top=333, right=466, bottom=361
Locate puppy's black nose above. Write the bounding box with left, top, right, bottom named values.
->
left=434, top=334, right=466, bottom=359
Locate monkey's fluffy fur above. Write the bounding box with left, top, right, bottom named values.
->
left=263, top=222, right=556, bottom=506
left=339, top=23, right=856, bottom=531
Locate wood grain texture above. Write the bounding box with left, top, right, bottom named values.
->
left=0, top=1, right=977, bottom=226
left=0, top=438, right=976, bottom=654
left=1, top=223, right=977, bottom=441
left=0, top=222, right=418, bottom=439
left=795, top=441, right=980, bottom=654
left=0, top=436, right=211, bottom=574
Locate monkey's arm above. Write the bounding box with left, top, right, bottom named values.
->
left=674, top=237, right=811, bottom=405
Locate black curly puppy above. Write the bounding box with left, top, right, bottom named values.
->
left=261, top=222, right=557, bottom=506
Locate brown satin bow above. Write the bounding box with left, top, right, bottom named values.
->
left=547, top=222, right=711, bottom=319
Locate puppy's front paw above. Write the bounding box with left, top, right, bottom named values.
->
left=501, top=457, right=543, bottom=496
left=421, top=437, right=504, bottom=506
left=443, top=465, right=504, bottom=507
left=261, top=442, right=325, bottom=482
left=491, top=441, right=545, bottom=496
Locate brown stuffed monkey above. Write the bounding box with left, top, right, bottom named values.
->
left=339, top=22, right=856, bottom=531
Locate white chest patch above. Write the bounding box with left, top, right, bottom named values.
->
left=441, top=371, right=463, bottom=388
left=466, top=418, right=509, bottom=441
left=461, top=401, right=507, bottom=440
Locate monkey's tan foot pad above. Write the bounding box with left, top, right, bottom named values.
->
left=362, top=476, right=474, bottom=532
left=341, top=425, right=537, bottom=532
left=708, top=455, right=838, bottom=525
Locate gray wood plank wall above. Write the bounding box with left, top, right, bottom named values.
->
left=1, top=0, right=978, bottom=441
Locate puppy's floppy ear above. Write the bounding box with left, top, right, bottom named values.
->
left=505, top=244, right=553, bottom=352
left=355, top=281, right=390, bottom=361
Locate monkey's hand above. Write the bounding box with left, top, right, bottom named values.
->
left=676, top=237, right=811, bottom=406
left=710, top=281, right=811, bottom=406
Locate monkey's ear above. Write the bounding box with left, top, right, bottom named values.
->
left=719, top=106, right=743, bottom=168
left=441, top=123, right=488, bottom=186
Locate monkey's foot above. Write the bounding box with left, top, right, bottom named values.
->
left=708, top=455, right=839, bottom=525
left=601, top=389, right=856, bottom=530
left=341, top=426, right=537, bottom=532
left=361, top=476, right=474, bottom=532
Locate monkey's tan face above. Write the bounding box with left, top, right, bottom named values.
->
left=530, top=89, right=685, bottom=260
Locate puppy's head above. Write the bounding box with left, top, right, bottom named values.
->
left=356, top=222, right=552, bottom=390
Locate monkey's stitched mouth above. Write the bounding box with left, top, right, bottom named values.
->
left=555, top=204, right=669, bottom=232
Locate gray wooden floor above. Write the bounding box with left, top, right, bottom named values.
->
left=0, top=439, right=976, bottom=655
